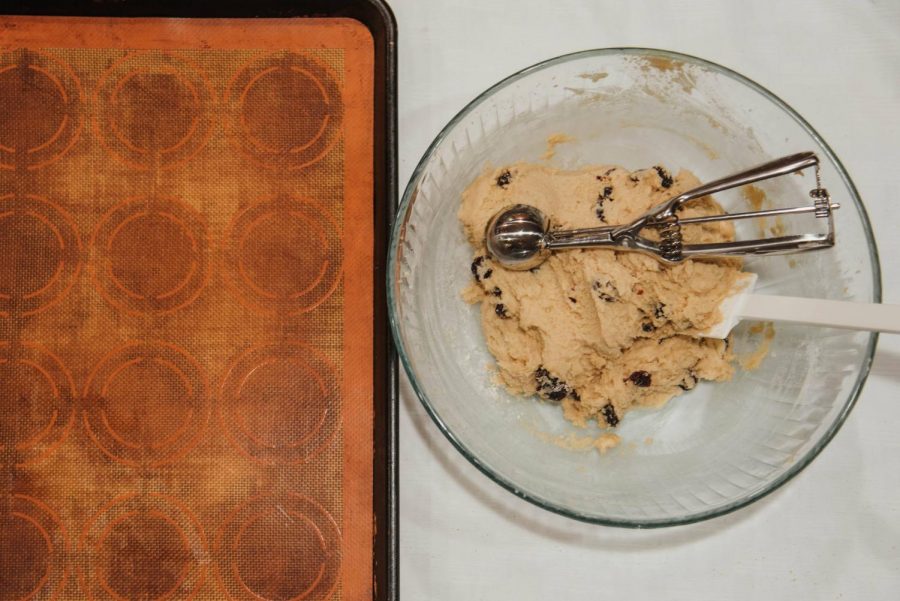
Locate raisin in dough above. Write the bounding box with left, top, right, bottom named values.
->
left=459, top=163, right=742, bottom=431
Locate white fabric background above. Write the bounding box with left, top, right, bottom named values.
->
left=393, top=1, right=900, bottom=599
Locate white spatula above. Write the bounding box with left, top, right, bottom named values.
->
left=702, top=272, right=900, bottom=338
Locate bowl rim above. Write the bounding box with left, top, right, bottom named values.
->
left=388, top=46, right=882, bottom=528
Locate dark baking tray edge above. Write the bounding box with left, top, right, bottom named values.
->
left=1, top=2, right=400, bottom=600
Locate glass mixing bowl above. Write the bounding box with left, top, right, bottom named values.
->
left=388, top=48, right=880, bottom=527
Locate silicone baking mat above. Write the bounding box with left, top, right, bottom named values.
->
left=0, top=15, right=382, bottom=601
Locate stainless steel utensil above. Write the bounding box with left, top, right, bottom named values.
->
left=485, top=152, right=839, bottom=270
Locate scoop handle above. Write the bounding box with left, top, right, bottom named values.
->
left=741, top=294, right=900, bottom=334
left=672, top=152, right=819, bottom=206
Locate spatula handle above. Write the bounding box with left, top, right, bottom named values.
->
left=742, top=294, right=900, bottom=334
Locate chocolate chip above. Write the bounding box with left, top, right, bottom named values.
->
left=471, top=256, right=484, bottom=279
left=600, top=403, right=619, bottom=427
left=653, top=165, right=674, bottom=189
left=495, top=303, right=510, bottom=319
left=595, top=168, right=617, bottom=180
left=568, top=296, right=577, bottom=303
left=534, top=366, right=575, bottom=402
left=678, top=371, right=699, bottom=391
left=496, top=169, right=512, bottom=188
left=627, top=370, right=652, bottom=387
left=595, top=186, right=615, bottom=222
left=471, top=256, right=492, bottom=282
left=592, top=280, right=619, bottom=303
left=491, top=287, right=502, bottom=297
left=641, top=321, right=654, bottom=333
left=654, top=303, right=666, bottom=319
left=598, top=187, right=614, bottom=202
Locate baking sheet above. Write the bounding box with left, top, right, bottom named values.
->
left=0, top=13, right=392, bottom=601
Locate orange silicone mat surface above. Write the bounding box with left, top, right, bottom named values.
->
left=0, top=17, right=375, bottom=601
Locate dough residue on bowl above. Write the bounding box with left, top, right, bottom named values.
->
left=541, top=133, right=575, bottom=161
left=459, top=162, right=748, bottom=441
left=739, top=322, right=776, bottom=370
left=528, top=427, right=622, bottom=455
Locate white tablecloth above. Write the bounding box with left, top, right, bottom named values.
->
left=394, top=1, right=900, bottom=598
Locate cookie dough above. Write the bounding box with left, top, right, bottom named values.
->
left=459, top=162, right=743, bottom=432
